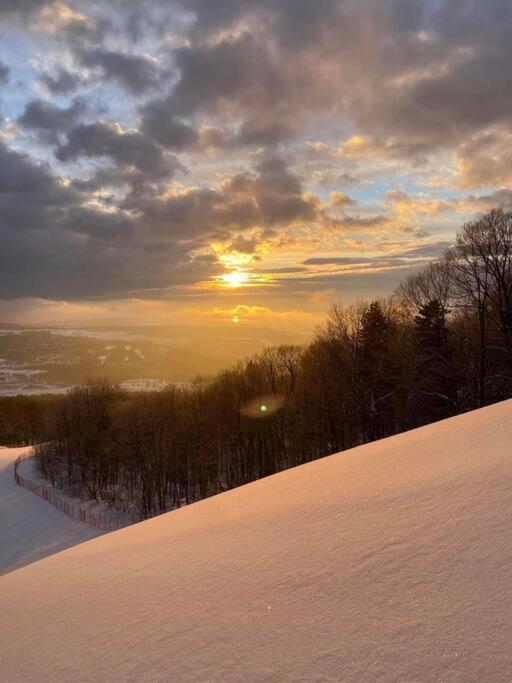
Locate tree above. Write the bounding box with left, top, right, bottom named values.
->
left=413, top=299, right=455, bottom=419
left=358, top=301, right=393, bottom=440
left=395, top=259, right=453, bottom=313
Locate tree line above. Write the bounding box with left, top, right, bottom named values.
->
left=0, top=395, right=61, bottom=446
left=35, top=208, right=512, bottom=518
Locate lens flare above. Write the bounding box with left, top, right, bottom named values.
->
left=240, top=393, right=286, bottom=419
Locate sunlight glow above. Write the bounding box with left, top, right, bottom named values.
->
left=209, top=270, right=272, bottom=290
left=222, top=271, right=250, bottom=288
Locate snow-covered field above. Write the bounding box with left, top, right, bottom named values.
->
left=0, top=447, right=104, bottom=576
left=1, top=401, right=512, bottom=680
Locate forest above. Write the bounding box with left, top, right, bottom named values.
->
left=0, top=395, right=60, bottom=447
left=34, top=209, right=512, bottom=518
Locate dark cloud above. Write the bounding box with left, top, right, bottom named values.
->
left=140, top=34, right=296, bottom=149
left=56, top=122, right=181, bottom=178
left=0, top=138, right=215, bottom=298
left=163, top=37, right=269, bottom=116
left=303, top=257, right=377, bottom=266
left=0, top=140, right=78, bottom=233
left=78, top=48, right=160, bottom=94
left=257, top=266, right=426, bottom=301
left=70, top=166, right=143, bottom=193
left=0, top=62, right=9, bottom=84
left=336, top=215, right=390, bottom=230
left=165, top=0, right=512, bottom=155
left=303, top=242, right=453, bottom=270
left=18, top=98, right=85, bottom=132
left=343, top=1, right=512, bottom=152
left=0, top=0, right=48, bottom=16
left=0, top=140, right=330, bottom=299
left=7, top=1, right=512, bottom=154
left=235, top=121, right=294, bottom=148
left=175, top=0, right=341, bottom=43
left=38, top=68, right=85, bottom=95
left=141, top=103, right=198, bottom=150
left=0, top=224, right=214, bottom=299
left=121, top=156, right=324, bottom=242
left=387, top=242, right=453, bottom=259
left=466, top=189, right=512, bottom=212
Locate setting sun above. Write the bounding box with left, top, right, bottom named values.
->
left=221, top=271, right=249, bottom=288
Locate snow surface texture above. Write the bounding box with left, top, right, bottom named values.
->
left=1, top=401, right=512, bottom=680
left=0, top=447, right=104, bottom=576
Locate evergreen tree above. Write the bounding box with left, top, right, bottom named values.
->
left=360, top=301, right=389, bottom=362
left=358, top=301, right=392, bottom=440
left=414, top=300, right=449, bottom=363
left=413, top=299, right=454, bottom=418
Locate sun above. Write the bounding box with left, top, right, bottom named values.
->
left=222, top=271, right=249, bottom=288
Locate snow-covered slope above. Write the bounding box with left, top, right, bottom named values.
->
left=1, top=402, right=512, bottom=681
left=0, top=447, right=103, bottom=576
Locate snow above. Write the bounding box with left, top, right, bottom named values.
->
left=0, top=447, right=104, bottom=576
left=15, top=455, right=135, bottom=530
left=1, top=401, right=512, bottom=680
left=120, top=378, right=170, bottom=392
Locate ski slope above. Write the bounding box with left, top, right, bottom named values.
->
left=0, top=447, right=104, bottom=576
left=1, top=401, right=512, bottom=680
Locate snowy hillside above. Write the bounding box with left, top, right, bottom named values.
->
left=0, top=447, right=104, bottom=576
left=1, top=401, right=512, bottom=680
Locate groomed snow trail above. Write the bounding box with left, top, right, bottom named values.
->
left=0, top=447, right=104, bottom=576
left=1, top=401, right=512, bottom=681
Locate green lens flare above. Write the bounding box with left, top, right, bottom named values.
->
left=260, top=404, right=268, bottom=413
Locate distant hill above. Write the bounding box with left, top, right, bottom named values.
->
left=0, top=323, right=308, bottom=395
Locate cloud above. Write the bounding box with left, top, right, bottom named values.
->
left=189, top=303, right=320, bottom=330
left=303, top=257, right=378, bottom=266
left=460, top=189, right=512, bottom=213
left=121, top=156, right=329, bottom=242
left=0, top=0, right=49, bottom=17
left=385, top=190, right=454, bottom=219
left=78, top=48, right=161, bottom=94
left=330, top=192, right=357, bottom=209
left=0, top=139, right=78, bottom=233
left=0, top=138, right=214, bottom=298
left=56, top=122, right=180, bottom=178
left=18, top=98, right=85, bottom=133
left=335, top=214, right=390, bottom=230
left=0, top=62, right=9, bottom=84
left=139, top=34, right=286, bottom=150
left=33, top=1, right=97, bottom=38
left=455, top=128, right=512, bottom=189
left=141, top=103, right=198, bottom=150
left=1, top=0, right=511, bottom=311
left=38, top=67, right=86, bottom=95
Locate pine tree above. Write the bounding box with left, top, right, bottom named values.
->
left=413, top=299, right=454, bottom=419
left=360, top=301, right=389, bottom=362
left=358, top=301, right=392, bottom=440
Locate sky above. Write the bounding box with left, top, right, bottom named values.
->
left=0, top=0, right=511, bottom=331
